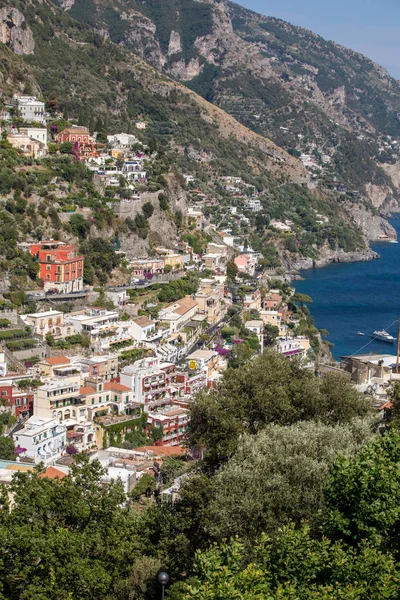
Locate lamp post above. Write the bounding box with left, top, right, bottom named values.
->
left=157, top=571, right=169, bottom=600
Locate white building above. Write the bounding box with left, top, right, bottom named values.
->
left=21, top=309, right=73, bottom=339
left=107, top=133, right=139, bottom=147
left=245, top=320, right=264, bottom=349
left=246, top=197, right=262, bottom=212
left=19, top=126, right=47, bottom=148
left=15, top=95, right=45, bottom=124
left=158, top=296, right=199, bottom=333
left=13, top=416, right=66, bottom=465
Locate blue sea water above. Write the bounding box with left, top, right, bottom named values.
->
left=294, top=219, right=400, bottom=360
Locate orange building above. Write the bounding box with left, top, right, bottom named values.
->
left=55, top=126, right=97, bottom=160
left=30, top=241, right=84, bottom=293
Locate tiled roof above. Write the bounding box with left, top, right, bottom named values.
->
left=104, top=382, right=131, bottom=393
left=133, top=316, right=154, bottom=327
left=45, top=356, right=70, bottom=366
left=38, top=466, right=68, bottom=480
left=79, top=386, right=96, bottom=395
left=135, top=445, right=186, bottom=456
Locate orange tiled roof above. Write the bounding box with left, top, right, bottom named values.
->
left=104, top=382, right=131, bottom=393
left=80, top=386, right=96, bottom=395
left=135, top=445, right=186, bottom=457
left=38, top=466, right=68, bottom=480
left=45, top=356, right=70, bottom=366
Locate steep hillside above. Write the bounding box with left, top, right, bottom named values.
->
left=55, top=0, right=400, bottom=210
left=0, top=0, right=395, bottom=273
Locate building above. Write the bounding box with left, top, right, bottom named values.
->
left=13, top=416, right=66, bottom=465
left=56, top=126, right=97, bottom=160
left=74, top=355, right=118, bottom=381
left=107, top=133, right=139, bottom=147
left=246, top=197, right=262, bottom=212
left=135, top=121, right=146, bottom=130
left=158, top=296, right=199, bottom=333
left=15, top=95, right=45, bottom=124
left=234, top=254, right=257, bottom=276
left=36, top=356, right=74, bottom=378
left=243, top=289, right=262, bottom=312
left=129, top=258, right=164, bottom=277
left=245, top=320, right=264, bottom=349
left=7, top=132, right=47, bottom=157
left=21, top=309, right=73, bottom=339
left=0, top=380, right=33, bottom=419
left=19, top=126, right=47, bottom=148
left=146, top=406, right=190, bottom=446
left=122, top=161, right=147, bottom=182
left=263, top=293, right=283, bottom=311
left=195, top=279, right=227, bottom=326
left=120, top=357, right=178, bottom=408
left=187, top=207, right=203, bottom=230
left=29, top=241, right=84, bottom=293
left=340, top=353, right=396, bottom=385
left=185, top=349, right=219, bottom=377
left=276, top=338, right=307, bottom=360
left=105, top=288, right=128, bottom=307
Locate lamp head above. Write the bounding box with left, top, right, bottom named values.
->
left=157, top=571, right=170, bottom=586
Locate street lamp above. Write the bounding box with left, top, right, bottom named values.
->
left=157, top=571, right=169, bottom=599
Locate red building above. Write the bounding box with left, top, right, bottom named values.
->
left=55, top=126, right=97, bottom=160
left=0, top=382, right=33, bottom=419
left=30, top=241, right=84, bottom=293
left=146, top=406, right=189, bottom=447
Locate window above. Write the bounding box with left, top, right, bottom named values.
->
left=99, top=384, right=102, bottom=391
left=114, top=395, right=118, bottom=402
left=1, top=391, right=7, bottom=397
left=23, top=398, right=28, bottom=405
left=15, top=399, right=20, bottom=406
left=46, top=255, right=51, bottom=262
left=125, top=396, right=129, bottom=403
left=46, top=265, right=50, bottom=270
left=106, top=395, right=109, bottom=401
left=91, top=399, right=94, bottom=405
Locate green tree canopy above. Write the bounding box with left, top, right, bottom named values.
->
left=189, top=352, right=371, bottom=471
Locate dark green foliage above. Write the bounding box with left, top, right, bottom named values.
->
left=69, top=213, right=90, bottom=240
left=80, top=238, right=121, bottom=285
left=189, top=351, right=371, bottom=471
left=142, top=202, right=154, bottom=219
left=0, top=436, right=16, bottom=461
left=0, top=455, right=161, bottom=599
left=157, top=275, right=199, bottom=303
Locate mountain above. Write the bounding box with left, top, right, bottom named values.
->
left=0, top=0, right=396, bottom=270
left=55, top=0, right=400, bottom=211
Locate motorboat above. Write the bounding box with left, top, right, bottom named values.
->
left=357, top=331, right=365, bottom=336
left=372, top=330, right=396, bottom=343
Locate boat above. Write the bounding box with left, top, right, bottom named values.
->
left=357, top=331, right=365, bottom=336
left=389, top=240, right=399, bottom=244
left=372, top=330, right=396, bottom=343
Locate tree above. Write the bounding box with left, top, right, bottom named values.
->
left=188, top=352, right=371, bottom=471
left=168, top=525, right=400, bottom=600
left=293, top=292, right=313, bottom=307
left=325, top=429, right=400, bottom=553
left=142, top=202, right=154, bottom=219
left=70, top=213, right=90, bottom=240
left=159, top=193, right=169, bottom=210
left=264, top=323, right=280, bottom=346
left=59, top=141, right=73, bottom=154
left=226, top=259, right=238, bottom=281
left=0, top=436, right=16, bottom=460
left=47, top=90, right=59, bottom=113
left=208, top=419, right=376, bottom=542
left=164, top=264, right=172, bottom=274
left=0, top=455, right=161, bottom=599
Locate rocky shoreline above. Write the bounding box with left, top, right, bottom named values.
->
left=285, top=248, right=380, bottom=280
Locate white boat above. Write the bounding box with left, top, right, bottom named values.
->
left=357, top=331, right=365, bottom=336
left=389, top=240, right=398, bottom=244
left=372, top=330, right=396, bottom=343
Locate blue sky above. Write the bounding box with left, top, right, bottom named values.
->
left=236, top=0, right=400, bottom=78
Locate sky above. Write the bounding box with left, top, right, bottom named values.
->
left=236, top=0, right=400, bottom=78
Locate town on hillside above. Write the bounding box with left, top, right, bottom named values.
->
left=0, top=93, right=396, bottom=491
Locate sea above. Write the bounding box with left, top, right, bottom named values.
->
left=294, top=218, right=400, bottom=360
